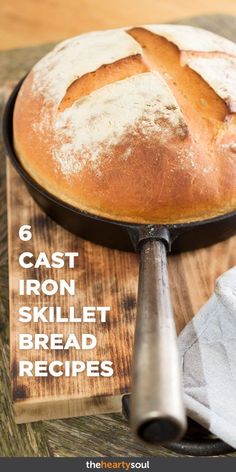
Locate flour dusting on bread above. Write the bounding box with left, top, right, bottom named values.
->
left=145, top=24, right=236, bottom=113
left=32, top=29, right=142, bottom=103
left=145, top=24, right=236, bottom=55
left=30, top=24, right=236, bottom=176
left=183, top=55, right=236, bottom=112
left=52, top=72, right=188, bottom=175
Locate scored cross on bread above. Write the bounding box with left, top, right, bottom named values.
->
left=13, top=25, right=236, bottom=224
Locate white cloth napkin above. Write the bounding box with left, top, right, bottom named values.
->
left=179, top=266, right=236, bottom=448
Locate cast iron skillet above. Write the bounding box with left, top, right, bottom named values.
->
left=3, top=79, right=236, bottom=449
left=122, top=396, right=234, bottom=456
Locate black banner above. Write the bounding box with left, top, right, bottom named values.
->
left=0, top=457, right=235, bottom=472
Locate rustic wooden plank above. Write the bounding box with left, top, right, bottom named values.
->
left=8, top=156, right=236, bottom=423
left=7, top=161, right=140, bottom=423
left=0, top=338, right=51, bottom=456
left=43, top=415, right=178, bottom=457
left=0, top=89, right=52, bottom=457
left=1, top=14, right=236, bottom=457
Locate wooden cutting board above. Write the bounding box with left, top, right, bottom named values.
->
left=7, top=160, right=236, bottom=424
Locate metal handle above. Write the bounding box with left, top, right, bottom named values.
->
left=130, top=239, right=187, bottom=443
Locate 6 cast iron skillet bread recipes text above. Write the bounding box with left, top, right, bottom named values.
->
left=2, top=24, right=236, bottom=444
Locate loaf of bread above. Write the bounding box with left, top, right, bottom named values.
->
left=13, top=25, right=236, bottom=224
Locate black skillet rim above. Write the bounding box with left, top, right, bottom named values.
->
left=122, top=395, right=234, bottom=456
left=2, top=76, right=236, bottom=243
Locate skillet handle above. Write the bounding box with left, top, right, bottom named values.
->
left=130, top=239, right=187, bottom=443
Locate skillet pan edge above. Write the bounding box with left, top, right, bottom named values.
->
left=2, top=77, right=236, bottom=253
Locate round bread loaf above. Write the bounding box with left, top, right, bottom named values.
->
left=13, top=25, right=236, bottom=224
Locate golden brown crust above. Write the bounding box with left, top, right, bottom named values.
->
left=13, top=26, right=236, bottom=224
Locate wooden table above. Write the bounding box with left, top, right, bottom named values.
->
left=1, top=0, right=236, bottom=50
left=1, top=12, right=236, bottom=457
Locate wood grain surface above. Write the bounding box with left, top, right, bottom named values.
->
left=8, top=161, right=139, bottom=423
left=1, top=14, right=236, bottom=457
left=8, top=162, right=236, bottom=424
